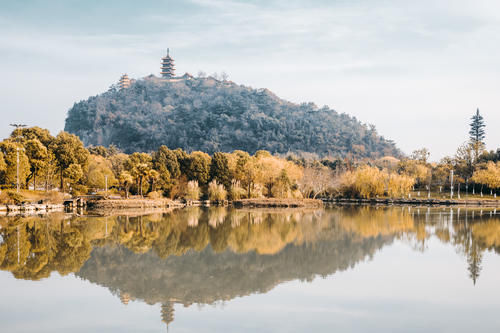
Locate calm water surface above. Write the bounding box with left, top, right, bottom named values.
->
left=1, top=206, right=500, bottom=332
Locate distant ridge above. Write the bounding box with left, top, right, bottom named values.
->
left=65, top=75, right=400, bottom=158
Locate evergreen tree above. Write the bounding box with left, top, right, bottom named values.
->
left=469, top=108, right=486, bottom=161
left=185, top=152, right=211, bottom=185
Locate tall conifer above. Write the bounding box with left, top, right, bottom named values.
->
left=469, top=108, right=486, bottom=161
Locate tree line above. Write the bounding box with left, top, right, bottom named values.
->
left=1, top=107, right=498, bottom=202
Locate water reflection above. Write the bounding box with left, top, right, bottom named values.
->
left=1, top=206, right=500, bottom=328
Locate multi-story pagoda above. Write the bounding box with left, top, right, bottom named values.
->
left=118, top=74, right=131, bottom=90
left=161, top=49, right=175, bottom=78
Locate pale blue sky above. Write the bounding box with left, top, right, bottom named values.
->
left=1, top=0, right=499, bottom=159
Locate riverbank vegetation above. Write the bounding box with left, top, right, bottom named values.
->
left=1, top=108, right=499, bottom=203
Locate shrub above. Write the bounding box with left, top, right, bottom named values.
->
left=0, top=190, right=26, bottom=205
left=71, top=184, right=89, bottom=196
left=340, top=166, right=415, bottom=199
left=340, top=166, right=385, bottom=199
left=184, top=180, right=200, bottom=200
left=229, top=180, right=246, bottom=200
left=147, top=191, right=163, bottom=199
left=387, top=173, right=415, bottom=197
left=208, top=180, right=227, bottom=201
left=43, top=191, right=65, bottom=204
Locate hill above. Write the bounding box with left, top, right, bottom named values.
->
left=65, top=76, right=400, bottom=157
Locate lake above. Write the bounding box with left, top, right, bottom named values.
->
left=1, top=206, right=500, bottom=332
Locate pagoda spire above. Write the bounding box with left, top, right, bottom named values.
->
left=161, top=49, right=176, bottom=78
left=118, top=74, right=131, bottom=90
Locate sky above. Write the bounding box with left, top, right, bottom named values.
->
left=0, top=0, right=499, bottom=160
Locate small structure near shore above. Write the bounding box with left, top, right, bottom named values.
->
left=64, top=195, right=105, bottom=209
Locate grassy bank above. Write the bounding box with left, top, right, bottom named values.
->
left=0, top=189, right=67, bottom=205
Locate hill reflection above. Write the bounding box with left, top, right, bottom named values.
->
left=1, top=207, right=499, bottom=327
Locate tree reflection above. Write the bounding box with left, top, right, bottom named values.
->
left=1, top=206, right=500, bottom=327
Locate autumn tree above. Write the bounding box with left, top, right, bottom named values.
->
left=173, top=149, right=190, bottom=175
left=25, top=139, right=48, bottom=190
left=386, top=173, right=415, bottom=197
left=50, top=132, right=89, bottom=191
left=255, top=155, right=283, bottom=197
left=119, top=171, right=133, bottom=198
left=87, top=145, right=110, bottom=158
left=147, top=169, right=160, bottom=192
left=272, top=169, right=292, bottom=198
left=454, top=142, right=474, bottom=180
left=85, top=155, right=117, bottom=191
left=108, top=153, right=129, bottom=179
left=186, top=151, right=211, bottom=185
left=340, top=166, right=415, bottom=199
left=63, top=164, right=84, bottom=192
left=125, top=153, right=153, bottom=196
left=0, top=151, right=7, bottom=181
left=340, top=166, right=386, bottom=199
left=233, top=153, right=258, bottom=198
left=10, top=126, right=54, bottom=147
left=471, top=162, right=500, bottom=195
left=40, top=150, right=58, bottom=191
left=0, top=140, right=30, bottom=188
left=398, top=158, right=430, bottom=188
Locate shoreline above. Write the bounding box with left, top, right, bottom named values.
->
left=323, top=197, right=500, bottom=207
left=0, top=203, right=64, bottom=215
left=1, top=196, right=499, bottom=217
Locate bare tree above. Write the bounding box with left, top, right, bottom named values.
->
left=298, top=167, right=338, bottom=199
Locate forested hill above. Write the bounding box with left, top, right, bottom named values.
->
left=65, top=76, right=400, bottom=157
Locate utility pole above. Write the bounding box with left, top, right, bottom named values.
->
left=16, top=148, right=20, bottom=193
left=9, top=123, right=27, bottom=193
left=105, top=175, right=108, bottom=197
left=15, top=147, right=25, bottom=193
left=450, top=170, right=454, bottom=199
left=428, top=170, right=432, bottom=199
